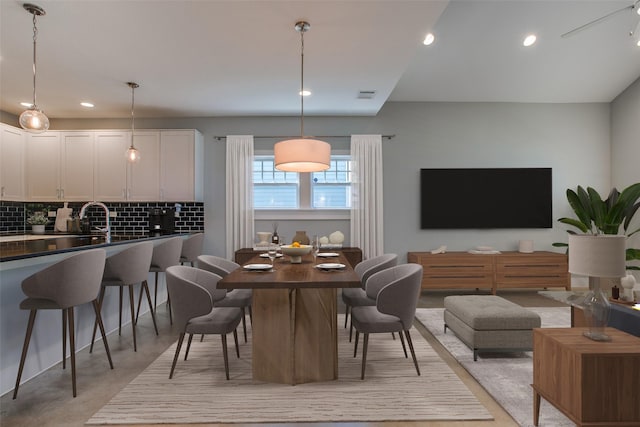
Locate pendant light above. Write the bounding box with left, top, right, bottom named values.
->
left=274, top=21, right=330, bottom=172
left=125, top=82, right=141, bottom=163
left=19, top=3, right=49, bottom=133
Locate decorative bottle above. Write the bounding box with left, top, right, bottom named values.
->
left=271, top=222, right=279, bottom=245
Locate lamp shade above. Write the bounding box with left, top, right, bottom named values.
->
left=568, top=234, right=626, bottom=278
left=274, top=138, right=331, bottom=172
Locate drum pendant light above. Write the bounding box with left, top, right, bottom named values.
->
left=19, top=3, right=49, bottom=133
left=274, top=21, right=330, bottom=172
left=125, top=82, right=141, bottom=163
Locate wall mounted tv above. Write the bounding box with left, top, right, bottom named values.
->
left=420, top=168, right=552, bottom=229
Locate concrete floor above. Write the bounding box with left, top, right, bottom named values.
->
left=0, top=289, right=566, bottom=427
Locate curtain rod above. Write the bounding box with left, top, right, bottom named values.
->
left=213, top=134, right=395, bottom=141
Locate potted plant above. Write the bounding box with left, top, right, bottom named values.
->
left=553, top=183, right=640, bottom=270
left=27, top=211, right=49, bottom=234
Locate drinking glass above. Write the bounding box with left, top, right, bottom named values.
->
left=312, top=235, right=320, bottom=264
left=267, top=248, right=277, bottom=270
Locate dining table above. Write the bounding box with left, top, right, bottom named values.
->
left=217, top=251, right=361, bottom=385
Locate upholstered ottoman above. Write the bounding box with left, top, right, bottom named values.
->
left=443, top=295, right=541, bottom=361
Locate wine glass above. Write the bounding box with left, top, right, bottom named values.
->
left=267, top=248, right=277, bottom=270
left=312, top=235, right=320, bottom=264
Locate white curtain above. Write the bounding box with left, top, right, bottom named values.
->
left=225, top=135, right=254, bottom=259
left=350, top=134, right=384, bottom=259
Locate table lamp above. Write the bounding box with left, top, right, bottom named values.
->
left=568, top=234, right=626, bottom=341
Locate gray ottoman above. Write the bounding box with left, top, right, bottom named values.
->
left=443, top=295, right=541, bottom=361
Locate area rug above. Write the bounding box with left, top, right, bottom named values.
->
left=415, top=307, right=574, bottom=427
left=87, top=315, right=492, bottom=424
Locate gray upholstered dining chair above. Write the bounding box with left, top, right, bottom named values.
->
left=351, top=263, right=423, bottom=380
left=342, top=253, right=398, bottom=341
left=13, top=249, right=112, bottom=399
left=196, top=254, right=253, bottom=342
left=90, top=241, right=155, bottom=352
left=165, top=265, right=243, bottom=380
left=136, top=236, right=183, bottom=325
left=180, top=233, right=205, bottom=266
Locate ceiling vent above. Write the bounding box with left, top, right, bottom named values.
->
left=357, top=90, right=377, bottom=99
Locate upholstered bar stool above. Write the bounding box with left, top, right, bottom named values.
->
left=180, top=233, right=205, bottom=266
left=197, top=255, right=253, bottom=342
left=90, top=241, right=156, bottom=352
left=136, top=237, right=182, bottom=325
left=13, top=249, right=112, bottom=399
left=342, top=253, right=398, bottom=340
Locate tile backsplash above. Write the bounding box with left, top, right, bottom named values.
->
left=0, top=201, right=204, bottom=235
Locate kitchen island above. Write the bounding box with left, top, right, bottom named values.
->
left=0, top=232, right=191, bottom=397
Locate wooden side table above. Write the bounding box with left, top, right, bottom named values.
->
left=532, top=327, right=640, bottom=427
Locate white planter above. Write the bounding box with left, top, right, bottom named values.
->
left=31, top=225, right=45, bottom=234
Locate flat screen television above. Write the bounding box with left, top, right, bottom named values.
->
left=420, top=168, right=552, bottom=229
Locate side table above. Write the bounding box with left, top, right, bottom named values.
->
left=532, top=327, right=640, bottom=427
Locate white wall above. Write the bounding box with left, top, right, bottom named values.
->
left=611, top=77, right=640, bottom=272
left=43, top=101, right=616, bottom=261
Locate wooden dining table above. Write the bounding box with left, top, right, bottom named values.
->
left=217, top=251, right=361, bottom=385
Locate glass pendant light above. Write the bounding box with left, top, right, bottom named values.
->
left=19, top=3, right=49, bottom=133
left=125, top=82, right=141, bottom=163
left=274, top=21, right=330, bottom=172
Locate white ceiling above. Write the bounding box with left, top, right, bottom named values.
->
left=1, top=0, right=639, bottom=120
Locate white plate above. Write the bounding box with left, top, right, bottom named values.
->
left=243, top=263, right=273, bottom=271
left=476, top=245, right=493, bottom=251
left=259, top=253, right=283, bottom=258
left=317, top=252, right=339, bottom=257
left=315, top=263, right=346, bottom=270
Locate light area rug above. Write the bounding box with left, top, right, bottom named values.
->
left=87, top=314, right=492, bottom=424
left=415, top=307, right=574, bottom=427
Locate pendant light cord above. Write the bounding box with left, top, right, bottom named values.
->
left=299, top=28, right=305, bottom=138
left=31, top=12, right=38, bottom=108
left=131, top=84, right=136, bottom=135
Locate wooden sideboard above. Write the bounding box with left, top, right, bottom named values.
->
left=407, top=251, right=569, bottom=294
left=235, top=247, right=362, bottom=268
left=532, top=327, right=640, bottom=426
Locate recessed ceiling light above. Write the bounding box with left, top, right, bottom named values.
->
left=20, top=102, right=33, bottom=107
left=523, top=34, right=537, bottom=47
left=299, top=90, right=311, bottom=96
left=80, top=102, right=94, bottom=108
left=423, top=33, right=435, bottom=46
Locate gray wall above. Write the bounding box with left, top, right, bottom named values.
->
left=11, top=94, right=637, bottom=262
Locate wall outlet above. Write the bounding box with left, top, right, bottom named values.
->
left=109, top=211, right=117, bottom=218
left=48, top=211, right=56, bottom=217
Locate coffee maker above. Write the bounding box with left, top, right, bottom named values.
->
left=148, top=208, right=175, bottom=234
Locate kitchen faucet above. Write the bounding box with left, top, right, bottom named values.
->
left=79, top=201, right=111, bottom=243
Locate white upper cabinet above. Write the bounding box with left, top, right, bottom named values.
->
left=26, top=131, right=94, bottom=201
left=2, top=124, right=202, bottom=202
left=160, top=129, right=203, bottom=201
left=127, top=131, right=161, bottom=201
left=26, top=132, right=61, bottom=201
left=0, top=123, right=25, bottom=201
left=94, top=131, right=129, bottom=201
left=60, top=132, right=95, bottom=201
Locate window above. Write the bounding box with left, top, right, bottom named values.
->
left=253, top=157, right=299, bottom=208
left=311, top=156, right=352, bottom=208
left=253, top=154, right=351, bottom=210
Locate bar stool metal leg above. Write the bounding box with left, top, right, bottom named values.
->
left=13, top=309, right=37, bottom=400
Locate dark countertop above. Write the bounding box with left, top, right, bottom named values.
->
left=0, top=233, right=188, bottom=263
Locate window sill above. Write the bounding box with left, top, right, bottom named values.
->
left=254, top=209, right=350, bottom=221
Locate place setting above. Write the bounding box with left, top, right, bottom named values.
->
left=315, top=263, right=347, bottom=272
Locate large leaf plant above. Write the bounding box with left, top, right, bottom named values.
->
left=553, top=183, right=640, bottom=271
